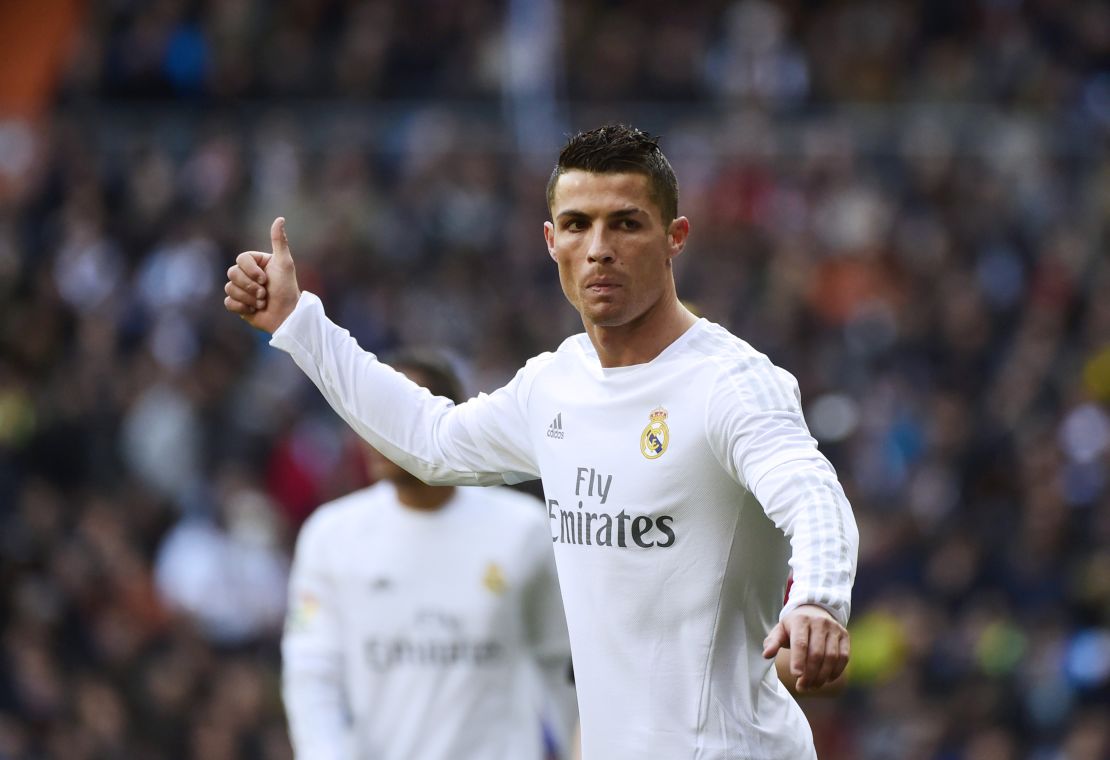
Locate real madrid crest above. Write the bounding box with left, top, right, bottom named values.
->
left=640, top=406, right=670, bottom=460
left=482, top=562, right=507, bottom=595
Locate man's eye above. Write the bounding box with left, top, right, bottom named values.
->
left=618, top=219, right=640, bottom=230
left=565, top=220, right=586, bottom=231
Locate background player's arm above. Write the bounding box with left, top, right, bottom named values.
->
left=281, top=518, right=354, bottom=760
left=522, top=515, right=578, bottom=757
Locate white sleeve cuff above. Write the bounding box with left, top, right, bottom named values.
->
left=269, top=290, right=320, bottom=351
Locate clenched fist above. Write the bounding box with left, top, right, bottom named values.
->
left=224, top=217, right=302, bottom=334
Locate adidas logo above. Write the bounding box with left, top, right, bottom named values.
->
left=546, top=413, right=565, bottom=440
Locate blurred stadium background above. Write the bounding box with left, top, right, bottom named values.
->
left=0, top=0, right=1108, bottom=758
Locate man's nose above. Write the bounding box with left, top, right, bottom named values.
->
left=587, top=228, right=615, bottom=264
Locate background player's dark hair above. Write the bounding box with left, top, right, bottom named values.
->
left=546, top=125, right=679, bottom=225
left=384, top=349, right=465, bottom=405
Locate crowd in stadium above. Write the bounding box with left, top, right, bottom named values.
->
left=0, top=0, right=1107, bottom=758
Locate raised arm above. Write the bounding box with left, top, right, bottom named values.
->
left=225, top=219, right=541, bottom=486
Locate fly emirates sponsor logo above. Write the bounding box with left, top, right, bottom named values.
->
left=547, top=466, right=676, bottom=549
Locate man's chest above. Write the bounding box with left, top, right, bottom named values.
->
left=529, top=376, right=738, bottom=552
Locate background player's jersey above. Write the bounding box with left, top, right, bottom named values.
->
left=282, top=481, right=574, bottom=760
left=274, top=292, right=858, bottom=760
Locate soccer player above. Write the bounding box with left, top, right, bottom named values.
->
left=282, top=350, right=576, bottom=760
left=227, top=125, right=858, bottom=759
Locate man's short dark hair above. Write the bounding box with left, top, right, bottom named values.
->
left=385, top=349, right=465, bottom=405
left=546, top=125, right=679, bottom=224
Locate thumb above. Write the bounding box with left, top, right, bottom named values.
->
left=763, top=621, right=789, bottom=659
left=271, top=217, right=293, bottom=260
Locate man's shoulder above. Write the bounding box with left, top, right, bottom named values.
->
left=506, top=334, right=592, bottom=395
left=682, top=320, right=800, bottom=402
left=678, top=320, right=780, bottom=375
left=685, top=319, right=764, bottom=360
left=528, top=333, right=592, bottom=368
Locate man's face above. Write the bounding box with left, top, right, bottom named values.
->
left=544, top=170, right=689, bottom=329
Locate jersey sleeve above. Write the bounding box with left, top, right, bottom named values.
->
left=520, top=509, right=578, bottom=756
left=281, top=514, right=355, bottom=760
left=706, top=356, right=859, bottom=627
left=270, top=292, right=541, bottom=486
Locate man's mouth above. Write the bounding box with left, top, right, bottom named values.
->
left=586, top=281, right=620, bottom=293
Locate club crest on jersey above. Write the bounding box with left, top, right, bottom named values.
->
left=640, top=406, right=670, bottom=460
left=482, top=562, right=507, bottom=595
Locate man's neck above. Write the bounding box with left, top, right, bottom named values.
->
left=393, top=480, right=456, bottom=511
left=586, top=298, right=699, bottom=368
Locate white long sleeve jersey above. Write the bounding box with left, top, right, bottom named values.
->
left=282, top=481, right=575, bottom=760
left=273, top=292, right=859, bottom=760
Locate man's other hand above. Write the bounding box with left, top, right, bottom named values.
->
left=762, top=604, right=849, bottom=694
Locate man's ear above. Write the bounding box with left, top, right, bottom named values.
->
left=544, top=221, right=557, bottom=261
left=667, top=217, right=691, bottom=259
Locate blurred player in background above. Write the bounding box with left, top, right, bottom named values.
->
left=232, top=125, right=857, bottom=759
left=282, top=350, right=576, bottom=760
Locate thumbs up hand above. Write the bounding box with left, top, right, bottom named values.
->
left=224, top=217, right=302, bottom=333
